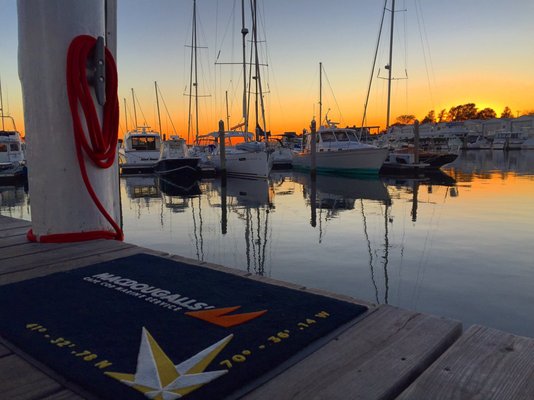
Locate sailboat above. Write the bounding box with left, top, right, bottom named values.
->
left=375, top=0, right=457, bottom=174
left=292, top=63, right=388, bottom=175
left=205, top=0, right=273, bottom=179
left=152, top=82, right=201, bottom=181
left=0, top=116, right=26, bottom=182
left=0, top=79, right=26, bottom=182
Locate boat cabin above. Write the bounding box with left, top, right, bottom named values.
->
left=159, top=136, right=189, bottom=160
left=123, top=127, right=162, bottom=152
left=304, top=129, right=363, bottom=152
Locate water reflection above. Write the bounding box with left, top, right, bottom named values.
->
left=0, top=181, right=30, bottom=220
left=8, top=151, right=526, bottom=337
left=215, top=177, right=274, bottom=275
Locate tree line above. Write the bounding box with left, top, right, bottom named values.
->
left=395, top=104, right=534, bottom=126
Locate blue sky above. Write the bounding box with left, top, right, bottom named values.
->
left=1, top=0, right=534, bottom=135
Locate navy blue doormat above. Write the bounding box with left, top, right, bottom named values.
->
left=0, top=253, right=367, bottom=399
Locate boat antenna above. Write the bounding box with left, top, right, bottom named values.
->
left=131, top=88, right=138, bottom=128
left=386, top=0, right=396, bottom=131
left=154, top=81, right=163, bottom=135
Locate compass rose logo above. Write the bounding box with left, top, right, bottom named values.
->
left=106, top=327, right=232, bottom=399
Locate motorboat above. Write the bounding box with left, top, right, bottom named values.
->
left=292, top=121, right=388, bottom=175
left=0, top=116, right=26, bottom=182
left=119, top=126, right=162, bottom=174
left=380, top=146, right=458, bottom=175
left=153, top=136, right=200, bottom=181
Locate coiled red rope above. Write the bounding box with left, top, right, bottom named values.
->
left=27, top=35, right=123, bottom=243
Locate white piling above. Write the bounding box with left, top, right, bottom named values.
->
left=18, top=0, right=121, bottom=241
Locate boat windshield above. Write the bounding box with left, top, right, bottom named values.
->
left=130, top=136, right=159, bottom=150
left=347, top=131, right=359, bottom=142
left=335, top=131, right=349, bottom=141
left=320, top=131, right=336, bottom=142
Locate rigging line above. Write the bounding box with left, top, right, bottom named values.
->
left=155, top=84, right=178, bottom=135
left=197, top=9, right=215, bottom=123
left=253, top=0, right=267, bottom=133
left=403, top=0, right=409, bottom=114
left=321, top=66, right=344, bottom=125
left=414, top=0, right=435, bottom=109
left=360, top=199, right=380, bottom=304
left=361, top=0, right=388, bottom=136
left=133, top=91, right=148, bottom=127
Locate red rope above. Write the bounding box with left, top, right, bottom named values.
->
left=27, top=35, right=123, bottom=243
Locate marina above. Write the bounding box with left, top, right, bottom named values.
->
left=1, top=0, right=533, bottom=398
left=2, top=150, right=534, bottom=338
left=1, top=199, right=534, bottom=399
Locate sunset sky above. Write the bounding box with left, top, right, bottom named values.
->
left=1, top=0, right=533, bottom=140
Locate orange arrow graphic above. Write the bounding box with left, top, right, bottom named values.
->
left=185, top=306, right=267, bottom=328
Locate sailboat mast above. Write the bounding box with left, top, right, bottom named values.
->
left=123, top=97, right=128, bottom=131
left=241, top=0, right=249, bottom=135
left=154, top=81, right=162, bottom=136
left=193, top=0, right=200, bottom=143
left=319, top=62, right=322, bottom=128
left=252, top=0, right=267, bottom=140
left=0, top=75, right=4, bottom=131
left=225, top=90, right=230, bottom=129
left=187, top=0, right=196, bottom=143
left=131, top=88, right=138, bottom=128
left=386, top=0, right=395, bottom=131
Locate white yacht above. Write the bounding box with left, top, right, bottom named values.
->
left=119, top=127, right=162, bottom=174
left=292, top=122, right=388, bottom=175
left=199, top=131, right=273, bottom=179
left=0, top=116, right=26, bottom=181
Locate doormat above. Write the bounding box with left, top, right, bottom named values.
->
left=0, top=253, right=367, bottom=399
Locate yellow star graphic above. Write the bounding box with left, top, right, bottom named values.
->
left=106, top=327, right=232, bottom=399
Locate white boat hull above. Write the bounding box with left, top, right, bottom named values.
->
left=292, top=147, right=388, bottom=175
left=212, top=149, right=273, bottom=178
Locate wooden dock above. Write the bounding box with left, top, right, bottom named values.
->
left=1, top=214, right=533, bottom=399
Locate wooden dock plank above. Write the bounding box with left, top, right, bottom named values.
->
left=245, top=305, right=462, bottom=400
left=0, top=354, right=62, bottom=399
left=0, top=239, right=135, bottom=276
left=396, top=325, right=534, bottom=400
left=0, top=233, right=31, bottom=248
left=0, top=223, right=31, bottom=238
left=1, top=246, right=147, bottom=285
left=0, top=215, right=29, bottom=224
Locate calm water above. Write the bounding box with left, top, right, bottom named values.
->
left=2, top=150, right=533, bottom=336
